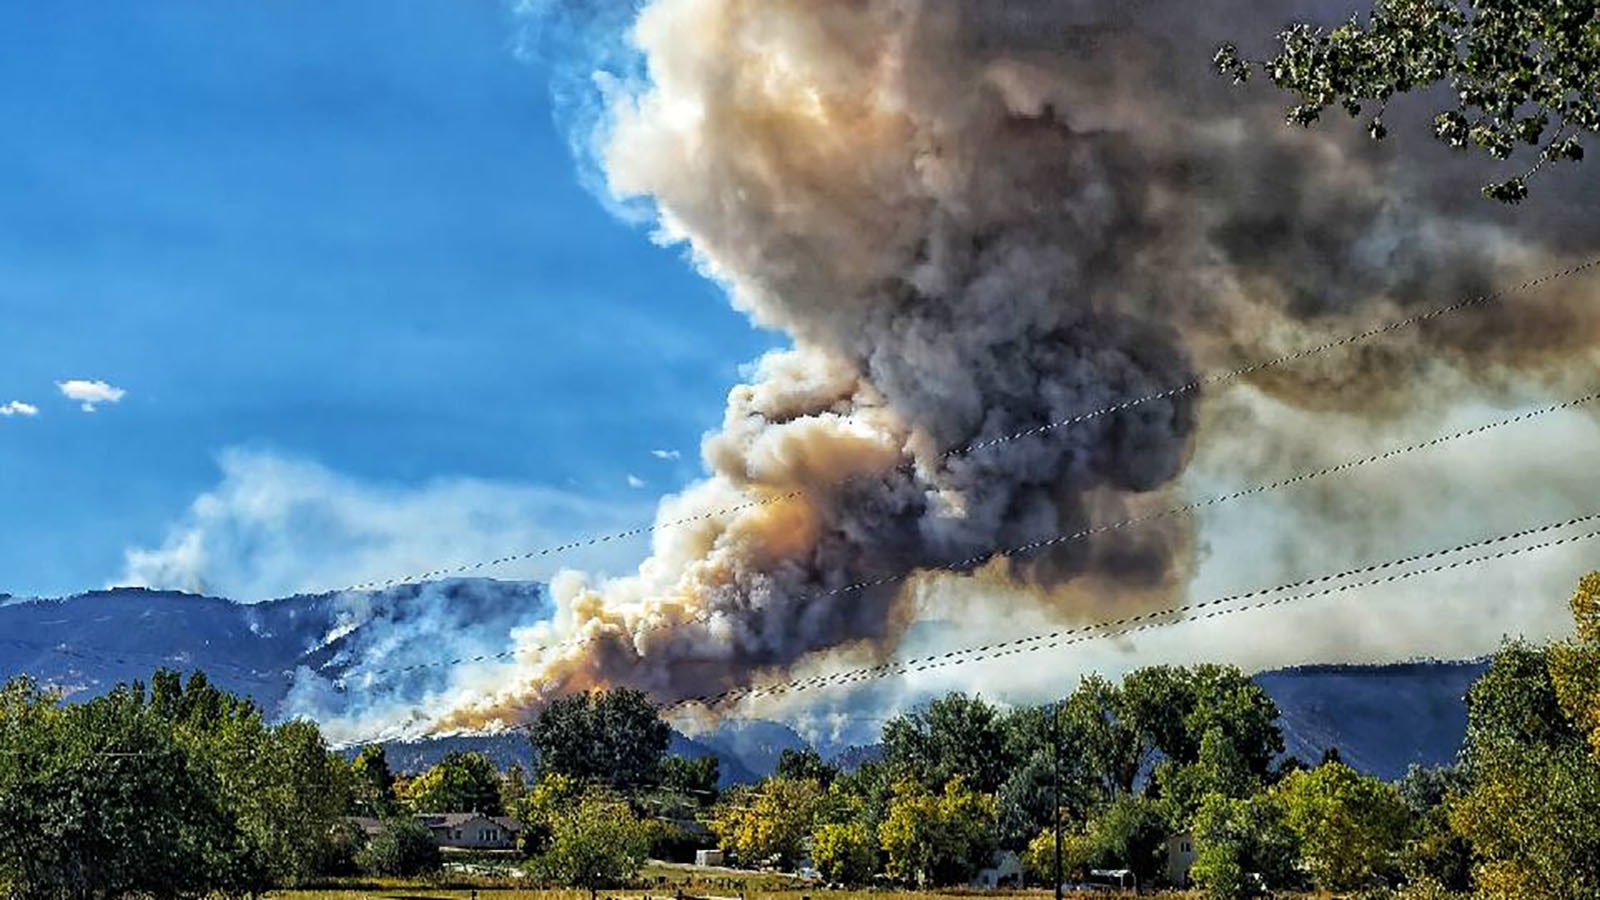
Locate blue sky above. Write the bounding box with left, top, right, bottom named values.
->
left=0, top=1, right=779, bottom=599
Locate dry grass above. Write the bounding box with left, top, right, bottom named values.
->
left=272, top=883, right=1203, bottom=890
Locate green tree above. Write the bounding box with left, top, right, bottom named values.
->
left=1061, top=676, right=1146, bottom=800
left=830, top=758, right=896, bottom=835
left=501, top=760, right=530, bottom=813
left=658, top=753, right=720, bottom=802
left=357, top=817, right=442, bottom=878
left=351, top=744, right=397, bottom=815
left=1157, top=726, right=1259, bottom=822
left=1217, top=0, right=1600, bottom=202
left=709, top=777, right=825, bottom=868
left=1191, top=792, right=1302, bottom=898
left=1396, top=764, right=1472, bottom=893
left=812, top=820, right=878, bottom=885
left=152, top=670, right=351, bottom=886
left=529, top=688, right=671, bottom=792
left=1552, top=571, right=1600, bottom=753
left=775, top=747, right=839, bottom=786
left=0, top=678, right=255, bottom=898
left=883, top=693, right=1013, bottom=794
left=878, top=777, right=998, bottom=886
left=511, top=771, right=580, bottom=857
left=538, top=789, right=652, bottom=899
left=402, top=750, right=504, bottom=815
left=1450, top=634, right=1600, bottom=900
left=1080, top=794, right=1175, bottom=887
left=1277, top=761, right=1413, bottom=892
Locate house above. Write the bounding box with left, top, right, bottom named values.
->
left=417, top=813, right=522, bottom=850
left=970, top=850, right=1023, bottom=889
left=695, top=848, right=726, bottom=867
left=1165, top=830, right=1198, bottom=887
left=343, top=814, right=522, bottom=850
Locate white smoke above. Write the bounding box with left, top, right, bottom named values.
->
left=118, top=448, right=653, bottom=602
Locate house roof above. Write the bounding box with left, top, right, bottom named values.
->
left=416, top=813, right=522, bottom=832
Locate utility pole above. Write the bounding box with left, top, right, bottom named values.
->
left=1053, top=698, right=1063, bottom=900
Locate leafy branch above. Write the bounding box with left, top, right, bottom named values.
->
left=1217, top=0, right=1600, bottom=202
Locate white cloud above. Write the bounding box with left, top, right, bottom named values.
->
left=56, top=379, right=126, bottom=413
left=626, top=474, right=646, bottom=488
left=651, top=449, right=681, bottom=460
left=117, top=449, right=654, bottom=602
left=0, top=401, right=38, bottom=418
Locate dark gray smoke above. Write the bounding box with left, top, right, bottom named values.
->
left=436, top=0, right=1600, bottom=730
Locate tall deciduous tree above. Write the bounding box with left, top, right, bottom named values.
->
left=402, top=750, right=503, bottom=815
left=352, top=744, right=397, bottom=815
left=1277, top=761, right=1413, bottom=892
left=539, top=789, right=652, bottom=900
left=529, top=688, right=670, bottom=792
left=1217, top=0, right=1600, bottom=201
left=1452, top=635, right=1600, bottom=900
left=1551, top=571, right=1600, bottom=753
left=775, top=747, right=839, bottom=786
left=878, top=777, right=998, bottom=887
left=709, top=777, right=825, bottom=868
left=658, top=754, right=720, bottom=802
left=0, top=679, right=254, bottom=898
left=882, top=693, right=1013, bottom=794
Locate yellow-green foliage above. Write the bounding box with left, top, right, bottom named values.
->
left=538, top=789, right=652, bottom=893
left=811, top=820, right=877, bottom=885
left=1021, top=826, right=1095, bottom=884
left=709, top=777, right=824, bottom=868
left=878, top=777, right=997, bottom=887
left=1552, top=572, right=1600, bottom=755
left=1276, top=762, right=1412, bottom=892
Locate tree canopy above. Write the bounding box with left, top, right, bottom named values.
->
left=1218, top=0, right=1600, bottom=201
left=529, top=688, right=671, bottom=792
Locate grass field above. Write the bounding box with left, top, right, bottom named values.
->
left=269, top=888, right=1201, bottom=900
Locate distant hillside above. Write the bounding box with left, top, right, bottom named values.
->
left=0, top=584, right=1489, bottom=783
left=0, top=580, right=549, bottom=717
left=361, top=726, right=764, bottom=786
left=1257, top=660, right=1487, bottom=780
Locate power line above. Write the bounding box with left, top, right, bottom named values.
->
left=15, top=386, right=1594, bottom=697
left=330, top=387, right=1596, bottom=686
left=670, top=511, right=1600, bottom=708
left=320, top=255, right=1599, bottom=594
left=324, top=511, right=1598, bottom=748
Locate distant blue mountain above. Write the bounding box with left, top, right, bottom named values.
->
left=0, top=580, right=549, bottom=715
left=0, top=584, right=1487, bottom=783
left=1255, top=660, right=1487, bottom=780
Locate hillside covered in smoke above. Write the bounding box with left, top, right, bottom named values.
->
left=408, top=0, right=1600, bottom=730
left=0, top=582, right=1484, bottom=783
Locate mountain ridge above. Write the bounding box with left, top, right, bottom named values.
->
left=0, top=585, right=1485, bottom=782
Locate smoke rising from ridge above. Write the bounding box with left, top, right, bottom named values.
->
left=435, top=0, right=1600, bottom=730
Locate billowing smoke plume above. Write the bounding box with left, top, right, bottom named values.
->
left=438, top=0, right=1600, bottom=729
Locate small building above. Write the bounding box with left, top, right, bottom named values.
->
left=695, top=848, right=726, bottom=867
left=1165, top=831, right=1198, bottom=887
left=346, top=816, right=385, bottom=839
left=416, top=813, right=522, bottom=850
left=1087, top=868, right=1137, bottom=891
left=971, top=850, right=1023, bottom=889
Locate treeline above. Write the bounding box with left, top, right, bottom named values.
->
left=0, top=670, right=348, bottom=897
left=7, top=573, right=1600, bottom=899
